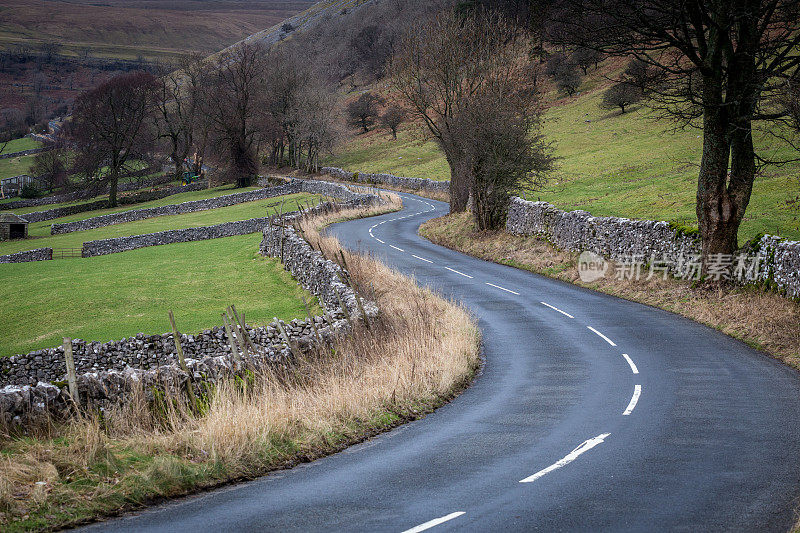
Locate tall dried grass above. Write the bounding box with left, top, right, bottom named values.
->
left=421, top=211, right=799, bottom=365
left=0, top=199, right=479, bottom=530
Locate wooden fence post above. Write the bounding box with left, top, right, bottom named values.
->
left=63, top=337, right=79, bottom=405
left=169, top=310, right=197, bottom=412
left=222, top=312, right=243, bottom=367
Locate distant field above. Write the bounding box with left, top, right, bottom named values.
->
left=2, top=137, right=41, bottom=154
left=326, top=67, right=800, bottom=242
left=0, top=232, right=320, bottom=356
left=0, top=190, right=318, bottom=255
left=7, top=183, right=249, bottom=216
left=0, top=0, right=316, bottom=59
left=0, top=153, right=35, bottom=180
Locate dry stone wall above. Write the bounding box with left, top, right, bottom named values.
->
left=0, top=147, right=50, bottom=160
left=0, top=248, right=52, bottom=263
left=506, top=197, right=800, bottom=298
left=52, top=183, right=298, bottom=234
left=22, top=181, right=208, bottom=224
left=0, top=179, right=385, bottom=424
left=1, top=173, right=174, bottom=210
left=321, top=167, right=449, bottom=194
left=81, top=217, right=274, bottom=257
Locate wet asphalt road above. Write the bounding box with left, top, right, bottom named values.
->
left=82, top=192, right=800, bottom=532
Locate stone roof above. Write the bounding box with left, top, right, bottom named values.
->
left=0, top=213, right=28, bottom=224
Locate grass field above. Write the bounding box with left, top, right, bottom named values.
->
left=325, top=67, right=800, bottom=241
left=0, top=154, right=35, bottom=180
left=0, top=191, right=319, bottom=255
left=1, top=137, right=41, bottom=154
left=0, top=232, right=320, bottom=357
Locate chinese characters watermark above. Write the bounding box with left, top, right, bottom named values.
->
left=578, top=251, right=762, bottom=283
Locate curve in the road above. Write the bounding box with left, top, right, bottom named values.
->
left=83, top=192, right=800, bottom=532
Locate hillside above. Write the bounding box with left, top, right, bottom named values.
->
left=210, top=0, right=375, bottom=60
left=0, top=0, right=316, bottom=60
left=325, top=62, right=800, bottom=242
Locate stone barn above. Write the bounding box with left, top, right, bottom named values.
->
left=0, top=213, right=29, bottom=240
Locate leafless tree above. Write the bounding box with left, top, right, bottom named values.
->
left=600, top=82, right=642, bottom=114
left=154, top=54, right=210, bottom=181
left=69, top=71, right=158, bottom=206
left=202, top=43, right=268, bottom=187
left=571, top=46, right=602, bottom=75
left=546, top=53, right=583, bottom=96
left=0, top=109, right=26, bottom=156
left=552, top=0, right=800, bottom=262
left=30, top=143, right=68, bottom=192
left=346, top=92, right=383, bottom=133
left=391, top=11, right=535, bottom=212
left=379, top=106, right=406, bottom=139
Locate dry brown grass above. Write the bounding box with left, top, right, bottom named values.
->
left=421, top=211, right=800, bottom=367
left=0, top=198, right=479, bottom=531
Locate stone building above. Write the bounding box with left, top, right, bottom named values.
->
left=0, top=213, right=29, bottom=240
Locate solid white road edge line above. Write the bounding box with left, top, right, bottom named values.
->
left=390, top=245, right=405, bottom=252
left=401, top=512, right=466, bottom=533
left=622, top=353, right=639, bottom=374
left=587, top=326, right=617, bottom=346
left=445, top=267, right=473, bottom=279
left=623, top=385, right=642, bottom=416
left=486, top=282, right=520, bottom=295
left=412, top=254, right=433, bottom=263
left=540, top=301, right=575, bottom=319
left=520, top=433, right=611, bottom=483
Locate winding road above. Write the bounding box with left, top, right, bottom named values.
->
left=85, top=192, right=800, bottom=532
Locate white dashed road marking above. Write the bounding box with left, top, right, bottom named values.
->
left=623, top=385, right=642, bottom=415
left=587, top=326, right=617, bottom=346
left=390, top=245, right=405, bottom=252
left=412, top=254, right=433, bottom=263
left=519, top=433, right=611, bottom=483
left=401, top=512, right=466, bottom=533
left=485, top=283, right=520, bottom=295
left=622, top=353, right=639, bottom=374
left=540, top=302, right=575, bottom=319
left=445, top=267, right=473, bottom=279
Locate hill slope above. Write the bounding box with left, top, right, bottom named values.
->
left=325, top=63, right=800, bottom=242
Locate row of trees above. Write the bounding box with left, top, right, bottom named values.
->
left=64, top=41, right=342, bottom=206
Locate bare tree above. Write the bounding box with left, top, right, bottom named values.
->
left=546, top=53, right=583, bottom=96
left=571, top=46, right=602, bottom=75
left=30, top=143, right=68, bottom=192
left=346, top=92, right=383, bottom=133
left=202, top=43, right=268, bottom=187
left=553, top=0, right=800, bottom=262
left=287, top=83, right=341, bottom=173
left=600, top=82, right=642, bottom=114
left=69, top=71, right=158, bottom=206
left=391, top=11, right=531, bottom=212
left=0, top=109, right=26, bottom=156
left=154, top=54, right=209, bottom=181
left=379, top=106, right=406, bottom=139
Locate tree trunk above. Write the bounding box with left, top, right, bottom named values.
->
left=172, top=151, right=183, bottom=181
left=696, top=111, right=752, bottom=261
left=109, top=166, right=119, bottom=207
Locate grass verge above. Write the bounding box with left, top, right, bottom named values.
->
left=0, top=198, right=480, bottom=531
left=420, top=212, right=799, bottom=367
